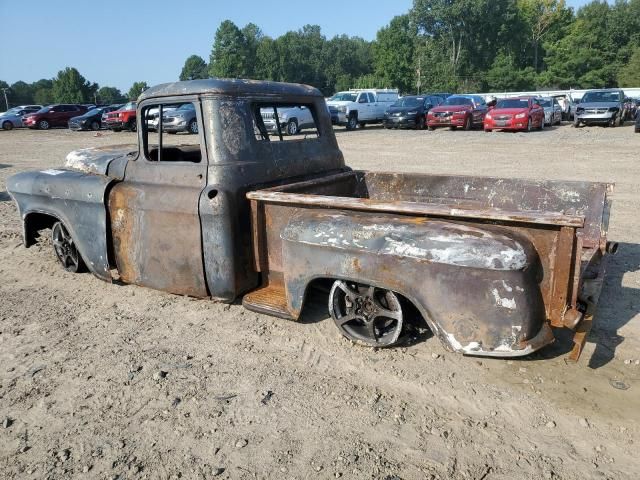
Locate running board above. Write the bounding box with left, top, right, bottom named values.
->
left=242, top=283, right=296, bottom=320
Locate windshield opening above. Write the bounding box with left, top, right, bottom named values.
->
left=581, top=92, right=621, bottom=103
left=392, top=97, right=423, bottom=107
left=330, top=93, right=358, bottom=102
left=443, top=97, right=473, bottom=106
left=496, top=99, right=529, bottom=109
left=86, top=108, right=104, bottom=116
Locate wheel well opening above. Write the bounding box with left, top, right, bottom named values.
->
left=300, top=278, right=433, bottom=346
left=24, top=212, right=58, bottom=247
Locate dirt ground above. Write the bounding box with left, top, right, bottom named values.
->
left=1, top=124, right=639, bottom=480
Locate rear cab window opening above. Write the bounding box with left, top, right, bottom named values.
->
left=252, top=102, right=320, bottom=142
left=141, top=101, right=202, bottom=163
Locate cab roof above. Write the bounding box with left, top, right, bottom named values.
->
left=139, top=78, right=322, bottom=101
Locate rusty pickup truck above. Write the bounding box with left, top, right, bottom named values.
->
left=6, top=79, right=616, bottom=360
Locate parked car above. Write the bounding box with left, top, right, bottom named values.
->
left=0, top=105, right=42, bottom=130
left=68, top=105, right=122, bottom=131
left=427, top=95, right=488, bottom=130
left=484, top=97, right=545, bottom=132
left=635, top=110, right=640, bottom=133
left=260, top=105, right=315, bottom=135
left=536, top=97, right=562, bottom=126
left=104, top=101, right=137, bottom=131
left=326, top=89, right=399, bottom=130
left=145, top=104, right=180, bottom=131
left=573, top=89, right=625, bottom=127
left=383, top=95, right=442, bottom=130
left=5, top=78, right=615, bottom=360
left=23, top=104, right=88, bottom=130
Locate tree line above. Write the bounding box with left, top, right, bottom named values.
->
left=3, top=0, right=639, bottom=109
left=0, top=68, right=149, bottom=109
left=182, top=0, right=640, bottom=95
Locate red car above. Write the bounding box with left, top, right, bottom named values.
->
left=104, top=101, right=137, bottom=132
left=23, top=104, right=88, bottom=130
left=484, top=97, right=545, bottom=132
left=427, top=95, right=488, bottom=130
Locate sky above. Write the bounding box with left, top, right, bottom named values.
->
left=0, top=0, right=598, bottom=93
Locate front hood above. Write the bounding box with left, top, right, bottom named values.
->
left=430, top=105, right=470, bottom=113
left=490, top=108, right=528, bottom=115
left=64, top=144, right=137, bottom=175
left=386, top=107, right=419, bottom=114
left=577, top=102, right=619, bottom=109
left=326, top=100, right=350, bottom=107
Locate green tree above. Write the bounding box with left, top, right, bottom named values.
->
left=179, top=55, right=209, bottom=81
left=484, top=51, right=538, bottom=91
left=242, top=23, right=263, bottom=78
left=97, top=86, right=127, bottom=104
left=618, top=46, right=640, bottom=87
left=51, top=67, right=96, bottom=103
left=209, top=20, right=250, bottom=78
left=127, top=81, right=149, bottom=100
left=9, top=81, right=35, bottom=105
left=373, top=15, right=415, bottom=93
left=255, top=37, right=281, bottom=81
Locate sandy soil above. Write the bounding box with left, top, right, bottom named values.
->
left=1, top=124, right=639, bottom=480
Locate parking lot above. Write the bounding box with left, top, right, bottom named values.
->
left=1, top=124, right=639, bottom=479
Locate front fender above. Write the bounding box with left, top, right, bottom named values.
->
left=7, top=169, right=113, bottom=282
left=279, top=210, right=550, bottom=357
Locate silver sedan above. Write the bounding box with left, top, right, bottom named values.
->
left=536, top=97, right=562, bottom=126
left=0, top=105, right=42, bottom=130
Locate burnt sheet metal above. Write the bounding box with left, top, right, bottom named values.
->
left=278, top=210, right=550, bottom=357
left=64, top=144, right=136, bottom=177
left=6, top=169, right=113, bottom=281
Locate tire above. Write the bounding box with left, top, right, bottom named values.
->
left=90, top=121, right=100, bottom=131
left=127, top=120, right=136, bottom=132
left=449, top=126, right=457, bottom=131
left=463, top=115, right=472, bottom=131
left=112, top=128, right=121, bottom=132
left=427, top=125, right=435, bottom=131
left=38, top=119, right=50, bottom=130
left=2, top=120, right=13, bottom=131
left=328, top=280, right=403, bottom=348
left=526, top=117, right=532, bottom=132
left=416, top=116, right=425, bottom=130
left=188, top=119, right=198, bottom=134
left=538, top=117, right=544, bottom=131
left=573, top=118, right=581, bottom=128
left=285, top=119, right=298, bottom=136
left=51, top=222, right=86, bottom=273
left=484, top=129, right=492, bottom=133
left=346, top=113, right=358, bottom=131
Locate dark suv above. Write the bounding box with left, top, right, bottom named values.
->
left=23, top=104, right=88, bottom=130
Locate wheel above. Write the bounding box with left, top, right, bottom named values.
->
left=329, top=280, right=403, bottom=347
left=38, top=119, right=50, bottom=130
left=127, top=120, right=136, bottom=132
left=484, top=129, right=492, bottom=133
left=538, top=117, right=544, bottom=130
left=90, top=121, right=100, bottom=131
left=188, top=119, right=199, bottom=134
left=285, top=119, right=298, bottom=136
left=416, top=116, right=425, bottom=130
left=449, top=126, right=457, bottom=130
left=2, top=120, right=13, bottom=131
left=427, top=125, right=435, bottom=131
left=112, top=128, right=121, bottom=132
left=51, top=222, right=86, bottom=273
left=573, top=118, right=581, bottom=128
left=346, top=114, right=358, bottom=131
left=463, top=115, right=472, bottom=130
left=526, top=117, right=532, bottom=132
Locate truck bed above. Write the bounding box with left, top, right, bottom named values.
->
left=245, top=170, right=613, bottom=359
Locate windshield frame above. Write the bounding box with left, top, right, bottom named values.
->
left=442, top=96, right=473, bottom=106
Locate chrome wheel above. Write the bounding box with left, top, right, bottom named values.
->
left=189, top=119, right=198, bottom=134
left=52, top=222, right=85, bottom=273
left=329, top=280, right=403, bottom=347
left=346, top=115, right=358, bottom=131
left=38, top=120, right=50, bottom=130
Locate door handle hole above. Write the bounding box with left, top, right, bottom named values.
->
left=207, top=189, right=218, bottom=200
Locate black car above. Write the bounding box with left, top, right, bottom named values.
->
left=383, top=95, right=443, bottom=130
left=68, top=104, right=122, bottom=131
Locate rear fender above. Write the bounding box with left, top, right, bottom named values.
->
left=7, top=169, right=113, bottom=282
left=279, top=211, right=550, bottom=357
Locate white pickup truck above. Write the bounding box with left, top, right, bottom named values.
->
left=327, top=89, right=399, bottom=130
